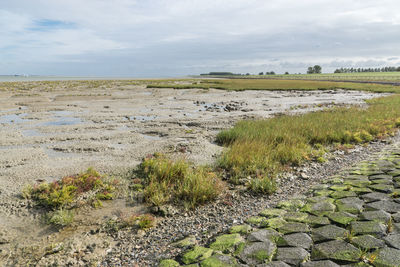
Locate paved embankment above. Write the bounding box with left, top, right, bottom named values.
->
left=160, top=145, right=400, bottom=267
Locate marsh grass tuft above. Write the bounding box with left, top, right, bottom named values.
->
left=217, top=95, right=400, bottom=187
left=135, top=153, right=224, bottom=209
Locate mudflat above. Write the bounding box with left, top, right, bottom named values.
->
left=0, top=81, right=384, bottom=265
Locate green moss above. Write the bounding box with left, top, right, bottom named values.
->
left=251, top=249, right=269, bottom=262
left=172, top=236, right=196, bottom=248
left=265, top=217, right=287, bottom=229
left=200, top=254, right=238, bottom=267
left=182, top=246, right=213, bottom=264
left=229, top=225, right=252, bottom=235
left=327, top=212, right=357, bottom=225
left=233, top=242, right=246, bottom=256
left=246, top=216, right=267, bottom=226
left=159, top=259, right=180, bottom=267
left=209, top=234, right=243, bottom=253
left=259, top=208, right=287, bottom=218
left=277, top=199, right=305, bottom=211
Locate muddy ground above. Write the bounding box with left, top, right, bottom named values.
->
left=0, top=82, right=386, bottom=265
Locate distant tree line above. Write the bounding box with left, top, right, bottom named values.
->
left=307, top=65, right=322, bottom=74
left=259, top=71, right=276, bottom=75
left=334, top=67, right=400, bottom=73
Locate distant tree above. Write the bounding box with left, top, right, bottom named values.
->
left=307, top=67, right=314, bottom=74
left=259, top=72, right=264, bottom=75
left=334, top=69, right=341, bottom=73
left=246, top=73, right=250, bottom=76
left=397, top=67, right=400, bottom=72
left=285, top=72, right=289, bottom=75
left=313, top=65, right=322, bottom=74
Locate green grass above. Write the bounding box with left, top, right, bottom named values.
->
left=216, top=95, right=400, bottom=188
left=135, top=153, right=224, bottom=209
left=201, top=72, right=400, bottom=82
left=147, top=78, right=400, bottom=93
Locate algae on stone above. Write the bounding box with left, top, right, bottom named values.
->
left=229, top=224, right=252, bottom=235
left=173, top=236, right=197, bottom=248
left=259, top=208, right=287, bottom=218
left=239, top=241, right=277, bottom=264
left=283, top=212, right=309, bottom=223
left=311, top=240, right=361, bottom=262
left=200, top=254, right=239, bottom=267
left=327, top=212, right=357, bottom=225
left=369, top=247, right=400, bottom=267
left=277, top=199, right=305, bottom=211
left=275, top=247, right=310, bottom=265
left=350, top=221, right=387, bottom=237
left=266, top=217, right=287, bottom=229
left=351, top=235, right=385, bottom=250
left=278, top=222, right=310, bottom=234
left=182, top=246, right=213, bottom=264
left=159, top=259, right=181, bottom=267
left=311, top=225, right=349, bottom=242
left=209, top=234, right=243, bottom=253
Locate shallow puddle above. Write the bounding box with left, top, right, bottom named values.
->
left=142, top=134, right=161, bottom=140
left=39, top=117, right=83, bottom=126
left=0, top=113, right=30, bottom=124
left=21, top=129, right=46, bottom=137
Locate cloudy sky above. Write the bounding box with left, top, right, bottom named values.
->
left=1, top=0, right=400, bottom=77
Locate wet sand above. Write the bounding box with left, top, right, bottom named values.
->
left=0, top=82, right=386, bottom=264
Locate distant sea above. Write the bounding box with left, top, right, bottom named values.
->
left=0, top=75, right=142, bottom=82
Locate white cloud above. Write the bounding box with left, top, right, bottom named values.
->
left=1, top=0, right=400, bottom=76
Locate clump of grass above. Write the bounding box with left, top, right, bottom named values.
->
left=135, top=153, right=224, bottom=209
left=248, top=175, right=277, bottom=194
left=22, top=168, right=117, bottom=227
left=104, top=213, right=156, bottom=233
left=216, top=95, right=400, bottom=187
left=46, top=209, right=74, bottom=227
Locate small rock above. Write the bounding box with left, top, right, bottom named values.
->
left=311, top=240, right=361, bottom=262
left=384, top=234, right=400, bottom=249
left=239, top=241, right=277, bottom=265
left=352, top=235, right=386, bottom=250
left=275, top=247, right=310, bottom=265
left=300, top=260, right=339, bottom=267
left=371, top=247, right=400, bottom=267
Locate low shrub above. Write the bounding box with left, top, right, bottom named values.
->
left=23, top=168, right=118, bottom=227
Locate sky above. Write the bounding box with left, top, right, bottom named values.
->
left=1, top=0, right=400, bottom=77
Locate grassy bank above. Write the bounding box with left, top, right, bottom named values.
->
left=201, top=72, right=400, bottom=82
left=216, top=95, right=400, bottom=191
left=147, top=79, right=400, bottom=93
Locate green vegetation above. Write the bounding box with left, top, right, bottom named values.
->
left=104, top=213, right=156, bottom=233
left=216, top=95, right=400, bottom=189
left=147, top=78, right=400, bottom=93
left=135, top=153, right=224, bottom=209
left=23, top=168, right=117, bottom=227
left=198, top=71, right=400, bottom=83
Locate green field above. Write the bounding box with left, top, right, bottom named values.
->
left=199, top=71, right=400, bottom=82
